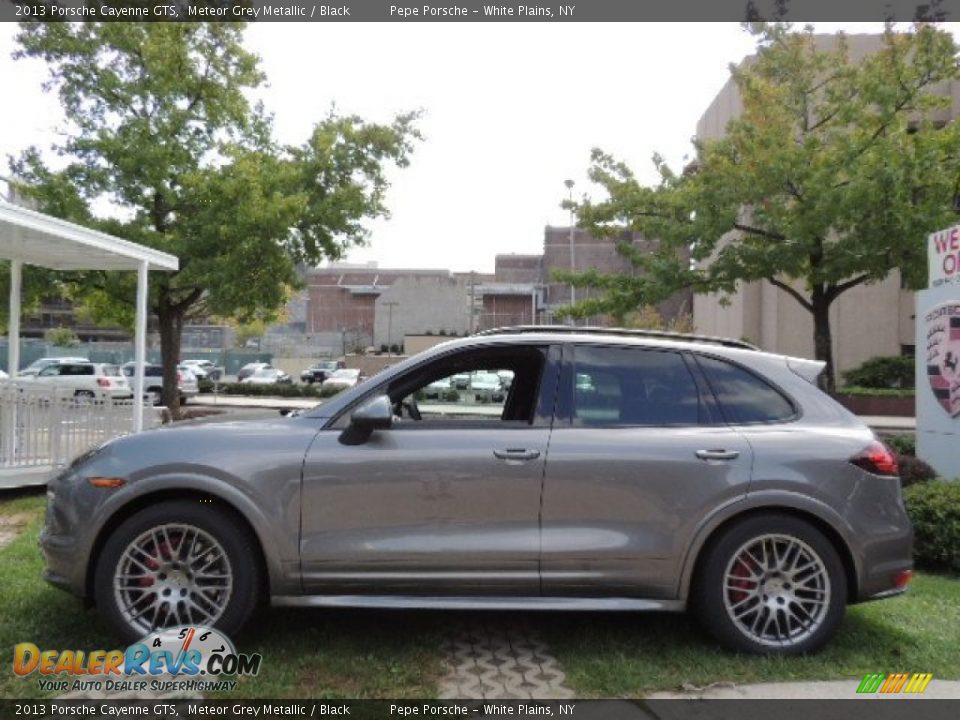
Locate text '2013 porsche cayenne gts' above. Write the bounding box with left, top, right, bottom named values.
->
left=40, top=327, right=913, bottom=654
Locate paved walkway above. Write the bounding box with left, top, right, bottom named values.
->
left=438, top=620, right=574, bottom=700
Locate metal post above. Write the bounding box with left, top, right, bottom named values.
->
left=8, top=260, right=21, bottom=377
left=133, top=259, right=148, bottom=433
left=565, top=179, right=576, bottom=327
left=383, top=301, right=399, bottom=354
left=6, top=260, right=21, bottom=461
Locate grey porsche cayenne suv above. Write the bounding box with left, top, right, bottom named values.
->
left=40, top=327, right=913, bottom=654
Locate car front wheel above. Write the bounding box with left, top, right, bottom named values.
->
left=693, top=514, right=846, bottom=655
left=94, top=500, right=261, bottom=643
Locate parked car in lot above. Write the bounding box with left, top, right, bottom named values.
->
left=300, top=360, right=344, bottom=384
left=41, top=326, right=913, bottom=654
left=469, top=371, right=506, bottom=402
left=236, top=362, right=271, bottom=382
left=18, top=356, right=90, bottom=378
left=122, top=363, right=198, bottom=405
left=422, top=376, right=452, bottom=399
left=240, top=368, right=292, bottom=385
left=181, top=359, right=223, bottom=382
left=320, top=368, right=363, bottom=392
left=31, top=361, right=131, bottom=400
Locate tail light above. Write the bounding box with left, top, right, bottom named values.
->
left=97, top=377, right=111, bottom=387
left=850, top=441, right=899, bottom=477
left=177, top=371, right=183, bottom=383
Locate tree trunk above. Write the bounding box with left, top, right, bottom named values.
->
left=157, top=299, right=183, bottom=419
left=811, top=287, right=835, bottom=393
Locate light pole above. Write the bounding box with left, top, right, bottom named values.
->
left=564, top=179, right=576, bottom=326
left=382, top=301, right=399, bottom=354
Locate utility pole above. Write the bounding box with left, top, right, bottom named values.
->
left=382, top=301, right=399, bottom=354
left=564, top=179, right=576, bottom=327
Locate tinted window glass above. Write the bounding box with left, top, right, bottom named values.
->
left=64, top=364, right=94, bottom=376
left=697, top=355, right=795, bottom=423
left=573, top=346, right=701, bottom=426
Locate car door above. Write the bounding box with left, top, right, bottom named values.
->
left=540, top=343, right=753, bottom=599
left=300, top=343, right=558, bottom=596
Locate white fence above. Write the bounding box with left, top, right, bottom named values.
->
left=0, top=380, right=161, bottom=473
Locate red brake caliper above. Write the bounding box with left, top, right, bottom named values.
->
left=728, top=557, right=756, bottom=603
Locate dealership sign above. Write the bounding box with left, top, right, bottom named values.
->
left=925, top=302, right=960, bottom=417
left=929, top=225, right=960, bottom=287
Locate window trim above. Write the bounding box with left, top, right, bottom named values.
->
left=692, top=352, right=801, bottom=426
left=325, top=342, right=559, bottom=431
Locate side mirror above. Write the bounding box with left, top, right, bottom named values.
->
left=350, top=394, right=393, bottom=431
left=340, top=394, right=393, bottom=446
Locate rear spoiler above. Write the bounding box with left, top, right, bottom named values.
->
left=787, top=357, right=826, bottom=384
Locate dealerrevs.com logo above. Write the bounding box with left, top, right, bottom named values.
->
left=13, top=626, right=261, bottom=694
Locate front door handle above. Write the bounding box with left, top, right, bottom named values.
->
left=696, top=449, right=740, bottom=461
left=493, top=448, right=541, bottom=461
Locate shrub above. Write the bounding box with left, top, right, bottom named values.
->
left=835, top=386, right=915, bottom=397
left=904, top=481, right=960, bottom=574
left=842, top=355, right=914, bottom=389
left=885, top=434, right=916, bottom=457
left=197, top=377, right=215, bottom=394
left=898, top=455, right=937, bottom=488
left=442, top=389, right=460, bottom=402
left=215, top=382, right=328, bottom=398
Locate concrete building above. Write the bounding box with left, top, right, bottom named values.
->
left=373, top=275, right=471, bottom=347
left=693, top=34, right=960, bottom=373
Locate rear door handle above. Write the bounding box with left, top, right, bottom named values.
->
left=696, top=449, right=740, bottom=461
left=493, top=448, right=541, bottom=461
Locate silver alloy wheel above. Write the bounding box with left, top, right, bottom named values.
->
left=722, top=533, right=831, bottom=648
left=113, top=523, right=233, bottom=635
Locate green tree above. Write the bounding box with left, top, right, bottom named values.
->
left=11, top=22, right=419, bottom=412
left=43, top=326, right=80, bottom=348
left=565, top=23, right=960, bottom=390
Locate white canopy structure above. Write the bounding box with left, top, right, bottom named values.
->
left=0, top=198, right=178, bottom=436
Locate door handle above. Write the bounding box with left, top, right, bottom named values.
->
left=695, top=449, right=740, bottom=461
left=493, top=448, right=541, bottom=461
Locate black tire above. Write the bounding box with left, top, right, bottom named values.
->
left=146, top=387, right=162, bottom=406
left=94, top=500, right=262, bottom=644
left=74, top=390, right=96, bottom=399
left=692, top=513, right=847, bottom=655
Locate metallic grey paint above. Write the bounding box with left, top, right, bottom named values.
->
left=40, top=331, right=913, bottom=621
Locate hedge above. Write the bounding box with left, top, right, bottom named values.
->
left=841, top=355, right=915, bottom=389
left=904, top=481, right=960, bottom=574
left=835, top=386, right=915, bottom=397
left=210, top=382, right=345, bottom=399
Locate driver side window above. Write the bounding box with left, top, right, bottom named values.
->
left=390, top=346, right=548, bottom=426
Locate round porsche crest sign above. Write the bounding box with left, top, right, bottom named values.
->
left=925, top=302, right=960, bottom=418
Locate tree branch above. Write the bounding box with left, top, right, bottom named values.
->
left=827, top=273, right=870, bottom=301
left=766, top=276, right=814, bottom=313
left=734, top=223, right=786, bottom=241
left=173, top=287, right=203, bottom=313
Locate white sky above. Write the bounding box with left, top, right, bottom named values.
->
left=0, top=21, right=933, bottom=274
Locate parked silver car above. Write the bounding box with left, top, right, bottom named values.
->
left=40, top=327, right=913, bottom=653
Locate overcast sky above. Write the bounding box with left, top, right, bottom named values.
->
left=0, top=21, right=938, bottom=274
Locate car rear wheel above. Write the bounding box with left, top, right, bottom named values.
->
left=693, top=514, right=846, bottom=655
left=94, top=500, right=261, bottom=643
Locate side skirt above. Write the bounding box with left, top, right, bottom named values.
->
left=271, top=595, right=686, bottom=612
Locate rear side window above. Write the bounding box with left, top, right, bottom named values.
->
left=697, top=355, right=796, bottom=424
left=573, top=346, right=703, bottom=426
left=64, top=364, right=94, bottom=376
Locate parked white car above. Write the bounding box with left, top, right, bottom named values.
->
left=123, top=363, right=198, bottom=405
left=181, top=359, right=223, bottom=381
left=240, top=368, right=292, bottom=385
left=321, top=368, right=363, bottom=392
left=18, top=356, right=90, bottom=378
left=470, top=371, right=505, bottom=402
left=32, top=361, right=131, bottom=400
left=237, top=362, right=272, bottom=382
left=423, top=376, right=451, bottom=399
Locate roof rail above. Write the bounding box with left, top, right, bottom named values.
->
left=472, top=325, right=759, bottom=351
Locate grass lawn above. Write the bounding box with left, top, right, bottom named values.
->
left=2, top=488, right=958, bottom=699
left=0, top=490, right=442, bottom=700
left=538, top=573, right=960, bottom=697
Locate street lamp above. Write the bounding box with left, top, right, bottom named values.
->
left=382, top=300, right=399, bottom=354
left=564, top=179, right=576, bottom=327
